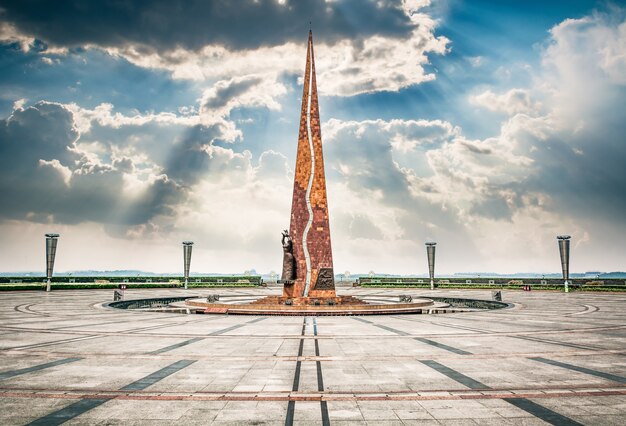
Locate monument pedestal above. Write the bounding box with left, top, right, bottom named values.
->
left=278, top=296, right=342, bottom=306
left=184, top=295, right=440, bottom=316
left=280, top=278, right=336, bottom=300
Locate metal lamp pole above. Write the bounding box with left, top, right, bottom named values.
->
left=45, top=234, right=60, bottom=292
left=557, top=235, right=571, bottom=293
left=426, top=242, right=436, bottom=290
left=183, top=241, right=194, bottom=290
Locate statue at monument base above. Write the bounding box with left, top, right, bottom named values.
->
left=281, top=230, right=295, bottom=283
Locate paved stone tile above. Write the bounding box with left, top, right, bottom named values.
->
left=566, top=415, right=626, bottom=425
left=0, top=397, right=80, bottom=423
left=1, top=288, right=626, bottom=425
left=400, top=420, right=443, bottom=425
left=292, top=400, right=323, bottom=423
left=210, top=401, right=286, bottom=424
left=473, top=419, right=520, bottom=426
left=82, top=400, right=198, bottom=421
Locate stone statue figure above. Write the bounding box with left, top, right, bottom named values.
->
left=281, top=230, right=296, bottom=281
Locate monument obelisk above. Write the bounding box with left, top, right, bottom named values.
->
left=283, top=30, right=336, bottom=300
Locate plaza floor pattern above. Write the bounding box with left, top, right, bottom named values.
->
left=0, top=287, right=625, bottom=425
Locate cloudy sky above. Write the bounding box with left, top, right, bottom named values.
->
left=0, top=0, right=625, bottom=275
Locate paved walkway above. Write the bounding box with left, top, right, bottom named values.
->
left=0, top=287, right=625, bottom=425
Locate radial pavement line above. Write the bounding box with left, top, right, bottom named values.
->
left=3, top=335, right=102, bottom=351
left=0, top=357, right=82, bottom=380
left=350, top=316, right=409, bottom=335
left=50, top=314, right=190, bottom=330
left=27, top=359, right=196, bottom=425
left=209, top=316, right=266, bottom=336
left=514, top=334, right=601, bottom=351
left=504, top=398, right=584, bottom=426
left=313, top=318, right=331, bottom=426
left=530, top=357, right=626, bottom=384
left=419, top=359, right=489, bottom=389
left=391, top=315, right=488, bottom=333
left=420, top=359, right=584, bottom=425
left=285, top=317, right=306, bottom=426
left=123, top=322, right=188, bottom=333
left=27, top=398, right=109, bottom=426
left=355, top=316, right=472, bottom=354
left=120, top=359, right=196, bottom=391
left=413, top=337, right=472, bottom=355
left=147, top=337, right=205, bottom=355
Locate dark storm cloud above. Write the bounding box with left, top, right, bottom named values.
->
left=461, top=141, right=492, bottom=155
left=0, top=101, right=184, bottom=227
left=468, top=192, right=513, bottom=221
left=164, top=124, right=232, bottom=185
left=324, top=119, right=479, bottom=250
left=202, top=77, right=262, bottom=110
left=525, top=119, right=626, bottom=225
left=348, top=214, right=384, bottom=239
left=0, top=103, right=76, bottom=213
left=0, top=101, right=78, bottom=164
left=0, top=0, right=413, bottom=51
left=328, top=126, right=410, bottom=201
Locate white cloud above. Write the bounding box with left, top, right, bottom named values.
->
left=0, top=19, right=34, bottom=51
left=199, top=75, right=287, bottom=117
left=38, top=158, right=72, bottom=185
left=325, top=118, right=458, bottom=154
left=547, top=15, right=626, bottom=86
left=467, top=56, right=483, bottom=67
left=540, top=11, right=626, bottom=126
left=40, top=56, right=60, bottom=65
left=470, top=88, right=541, bottom=116
left=12, top=98, right=27, bottom=110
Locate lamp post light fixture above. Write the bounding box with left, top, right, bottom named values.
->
left=557, top=235, right=571, bottom=293
left=182, top=241, right=194, bottom=290
left=45, top=233, right=60, bottom=292
left=425, top=242, right=437, bottom=290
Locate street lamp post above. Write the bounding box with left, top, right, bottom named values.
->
left=183, top=241, right=194, bottom=290
left=557, top=235, right=571, bottom=293
left=425, top=242, right=436, bottom=290
left=45, top=234, right=60, bottom=292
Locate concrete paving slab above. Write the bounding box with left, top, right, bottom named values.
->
left=0, top=288, right=625, bottom=425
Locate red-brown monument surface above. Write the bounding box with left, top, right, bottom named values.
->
left=281, top=30, right=336, bottom=303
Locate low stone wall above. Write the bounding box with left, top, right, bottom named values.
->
left=108, top=296, right=196, bottom=310
left=429, top=297, right=510, bottom=310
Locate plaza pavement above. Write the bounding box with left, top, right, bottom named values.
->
left=0, top=286, right=625, bottom=425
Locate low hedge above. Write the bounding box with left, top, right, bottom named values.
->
left=358, top=283, right=625, bottom=292
left=0, top=282, right=257, bottom=291
left=0, top=283, right=179, bottom=291
left=0, top=275, right=263, bottom=284
left=185, top=283, right=256, bottom=288
left=358, top=277, right=626, bottom=287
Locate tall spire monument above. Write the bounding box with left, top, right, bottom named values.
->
left=282, top=30, right=336, bottom=300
